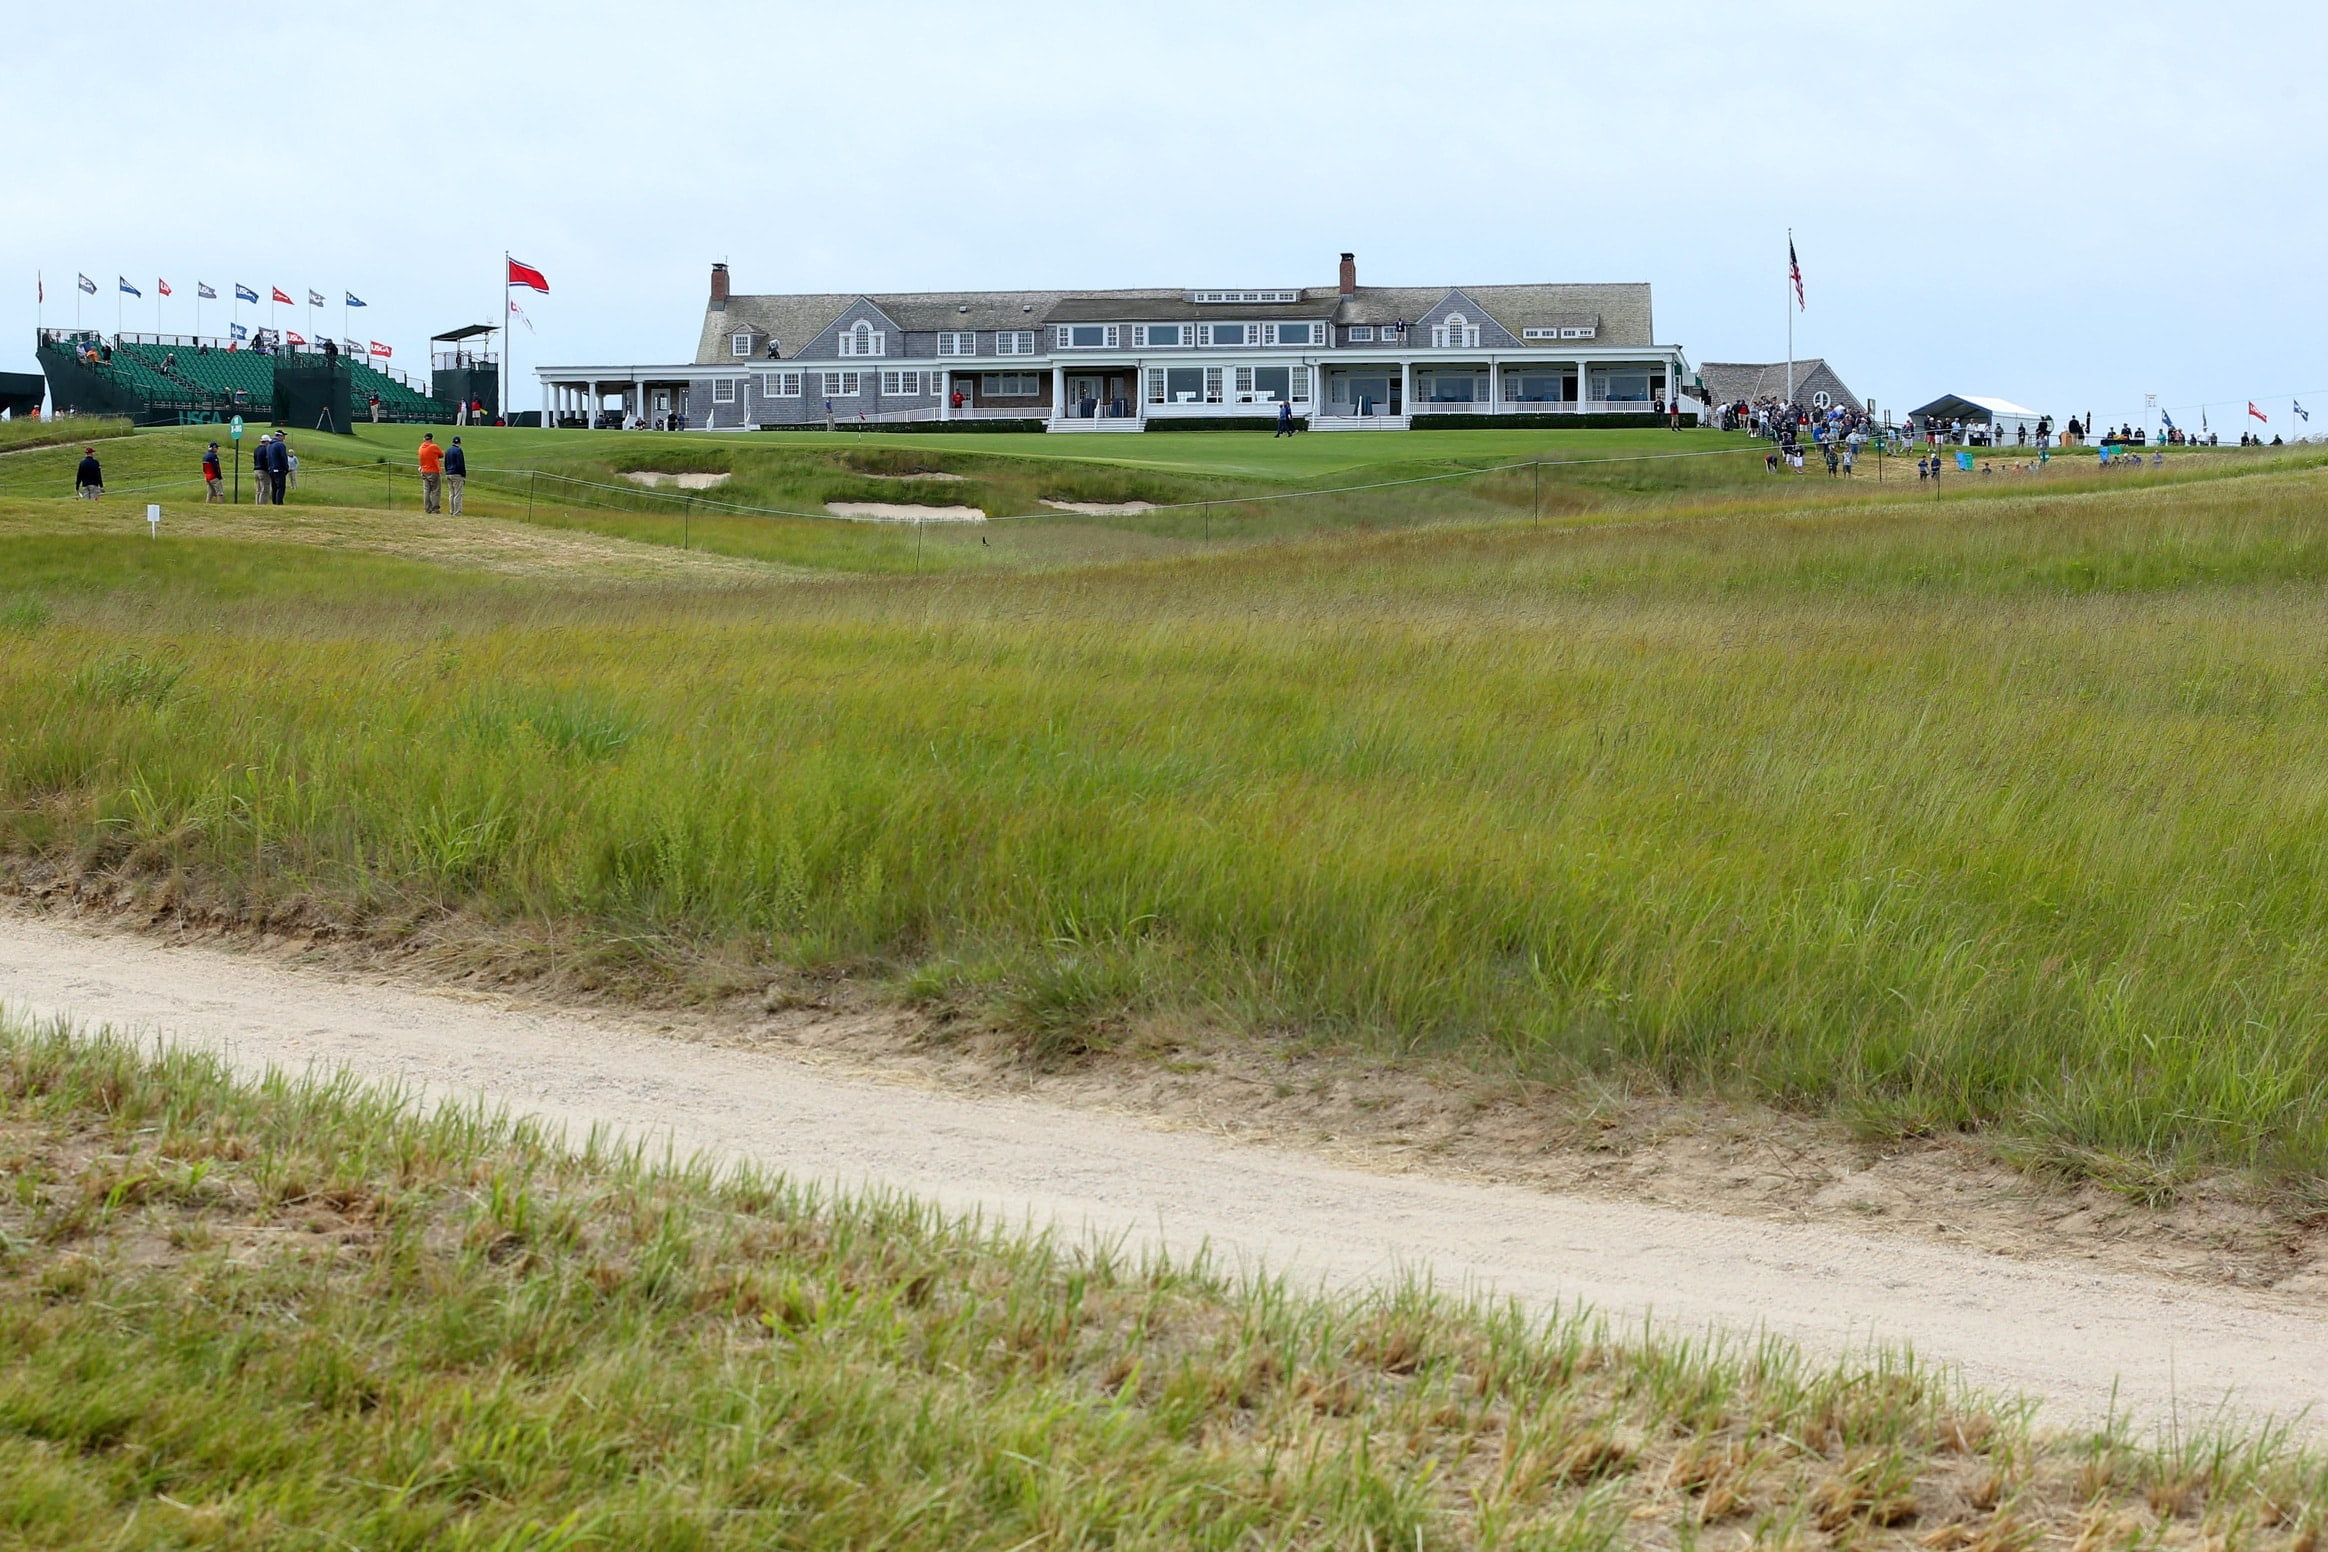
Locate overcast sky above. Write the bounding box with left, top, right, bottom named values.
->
left=10, top=1, right=2323, bottom=432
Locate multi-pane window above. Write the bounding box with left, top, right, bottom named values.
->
left=1146, top=368, right=1167, bottom=403
left=712, top=378, right=737, bottom=402
left=994, top=330, right=1036, bottom=355
left=730, top=333, right=753, bottom=358
left=1266, top=323, right=1318, bottom=346
left=1199, top=323, right=1249, bottom=347
left=837, top=321, right=886, bottom=357
left=763, top=371, right=802, bottom=397
left=1135, top=324, right=1185, bottom=347
left=1431, top=314, right=1481, bottom=349
left=820, top=371, right=860, bottom=397
left=979, top=373, right=1042, bottom=397
left=880, top=370, right=929, bottom=396
left=936, top=332, right=977, bottom=355
left=1190, top=290, right=1296, bottom=303
left=1347, top=325, right=1374, bottom=343
left=1055, top=324, right=1120, bottom=348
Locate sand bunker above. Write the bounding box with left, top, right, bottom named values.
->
left=1040, top=498, right=1159, bottom=515
left=856, top=470, right=967, bottom=482
left=623, top=471, right=732, bottom=490
left=824, top=502, right=987, bottom=523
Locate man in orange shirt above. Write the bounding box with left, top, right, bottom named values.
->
left=417, top=432, right=445, bottom=513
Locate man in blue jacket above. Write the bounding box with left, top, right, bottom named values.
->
left=265, top=432, right=291, bottom=504
left=445, top=436, right=468, bottom=515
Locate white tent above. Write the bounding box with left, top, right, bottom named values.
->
left=1909, top=393, right=2046, bottom=442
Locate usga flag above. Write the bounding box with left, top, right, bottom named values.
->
left=286, top=330, right=307, bottom=347
left=271, top=286, right=293, bottom=305
left=118, top=277, right=140, bottom=297
left=344, top=292, right=367, bottom=308
left=158, top=279, right=172, bottom=297
left=198, top=282, right=217, bottom=300
left=2249, top=402, right=2268, bottom=422
left=368, top=341, right=392, bottom=358
left=77, top=274, right=96, bottom=294
left=2296, top=401, right=2312, bottom=423
left=307, top=289, right=326, bottom=308
left=507, top=257, right=550, bottom=293
left=234, top=283, right=259, bottom=303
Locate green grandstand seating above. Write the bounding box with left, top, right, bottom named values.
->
left=77, top=338, right=460, bottom=424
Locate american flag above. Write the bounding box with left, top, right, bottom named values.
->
left=1789, top=238, right=1805, bottom=311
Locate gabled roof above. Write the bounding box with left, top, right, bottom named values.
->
left=1698, top=359, right=1861, bottom=409
left=698, top=279, right=1660, bottom=363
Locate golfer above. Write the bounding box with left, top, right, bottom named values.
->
left=74, top=447, right=103, bottom=500
left=202, top=442, right=223, bottom=502
left=445, top=436, right=467, bottom=515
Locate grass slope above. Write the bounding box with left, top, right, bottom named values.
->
left=8, top=450, right=2328, bottom=1183
left=3, top=1018, right=2318, bottom=1549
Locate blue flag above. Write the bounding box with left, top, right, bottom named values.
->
left=230, top=322, right=248, bottom=340
left=2159, top=407, right=2175, bottom=431
left=234, top=283, right=259, bottom=304
left=345, top=292, right=367, bottom=308
left=118, top=276, right=141, bottom=298
left=2297, top=401, right=2311, bottom=423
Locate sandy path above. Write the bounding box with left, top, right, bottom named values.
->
left=2, top=912, right=2320, bottom=1435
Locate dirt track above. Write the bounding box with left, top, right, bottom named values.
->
left=4, top=911, right=2322, bottom=1436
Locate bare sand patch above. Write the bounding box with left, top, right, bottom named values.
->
left=1040, top=498, right=1159, bottom=515
left=622, top=471, right=732, bottom=490
left=856, top=470, right=967, bottom=482
left=824, top=501, right=986, bottom=523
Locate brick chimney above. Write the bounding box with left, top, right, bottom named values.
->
left=1338, top=252, right=1357, bottom=296
left=709, top=261, right=731, bottom=309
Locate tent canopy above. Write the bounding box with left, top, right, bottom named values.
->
left=430, top=324, right=498, bottom=343
left=1910, top=393, right=2042, bottom=422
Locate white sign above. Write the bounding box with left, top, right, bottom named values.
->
left=145, top=503, right=160, bottom=537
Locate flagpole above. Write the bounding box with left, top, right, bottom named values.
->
left=1785, top=228, right=1794, bottom=407
left=501, top=250, right=508, bottom=426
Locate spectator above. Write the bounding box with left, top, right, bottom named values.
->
left=1275, top=399, right=1293, bottom=437
left=445, top=435, right=467, bottom=514
left=74, top=447, right=103, bottom=499
left=250, top=437, right=275, bottom=505
left=266, top=432, right=290, bottom=505
left=202, top=441, right=222, bottom=503
left=369, top=392, right=382, bottom=424
left=417, top=432, right=444, bottom=513
left=282, top=436, right=299, bottom=492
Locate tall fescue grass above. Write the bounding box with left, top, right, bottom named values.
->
left=5, top=1016, right=2319, bottom=1548
left=8, top=465, right=2328, bottom=1179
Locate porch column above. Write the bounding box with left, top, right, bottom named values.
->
left=588, top=380, right=600, bottom=429
left=1489, top=353, right=1501, bottom=415
left=1052, top=364, right=1065, bottom=422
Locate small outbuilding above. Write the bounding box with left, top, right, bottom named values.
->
left=1698, top=358, right=1862, bottom=414
left=1908, top=394, right=2046, bottom=445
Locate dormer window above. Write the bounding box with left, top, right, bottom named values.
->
left=837, top=321, right=885, bottom=357
left=1431, top=313, right=1480, bottom=349
left=730, top=332, right=753, bottom=358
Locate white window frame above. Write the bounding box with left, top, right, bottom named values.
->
left=712, top=378, right=737, bottom=403
left=1204, top=366, right=1223, bottom=404
left=1431, top=313, right=1480, bottom=349
left=762, top=371, right=802, bottom=398
left=1056, top=324, right=1120, bottom=349
left=1190, top=289, right=1297, bottom=304
left=837, top=321, right=885, bottom=358
left=1134, top=324, right=1185, bottom=348
left=1146, top=367, right=1166, bottom=403
left=1199, top=322, right=1251, bottom=347
left=729, top=332, right=753, bottom=358
left=1347, top=325, right=1374, bottom=343
left=1292, top=366, right=1310, bottom=402
left=1266, top=322, right=1317, bottom=347
left=936, top=331, right=976, bottom=356
left=994, top=329, right=1035, bottom=355
left=979, top=372, right=1041, bottom=397
left=879, top=369, right=929, bottom=396
left=820, top=371, right=859, bottom=398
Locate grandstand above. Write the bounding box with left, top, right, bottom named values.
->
left=36, top=329, right=458, bottom=426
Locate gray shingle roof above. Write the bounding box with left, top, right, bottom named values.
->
left=698, top=280, right=1659, bottom=363
left=1697, top=359, right=1861, bottom=409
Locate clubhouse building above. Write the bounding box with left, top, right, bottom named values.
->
left=536, top=255, right=1697, bottom=433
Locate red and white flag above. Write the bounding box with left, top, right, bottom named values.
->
left=506, top=257, right=549, bottom=293
left=2249, top=402, right=2268, bottom=422
left=158, top=278, right=172, bottom=297
left=368, top=340, right=392, bottom=358
left=285, top=330, right=306, bottom=346
left=1788, top=236, right=1805, bottom=311
left=271, top=286, right=293, bottom=305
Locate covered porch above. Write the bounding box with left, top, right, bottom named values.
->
left=541, top=371, right=696, bottom=430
